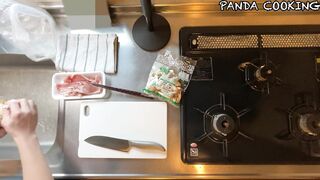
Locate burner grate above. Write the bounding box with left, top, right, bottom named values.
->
left=238, top=53, right=284, bottom=94
left=276, top=92, right=320, bottom=157
left=194, top=93, right=253, bottom=157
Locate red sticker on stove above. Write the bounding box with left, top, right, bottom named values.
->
left=190, top=143, right=198, bottom=148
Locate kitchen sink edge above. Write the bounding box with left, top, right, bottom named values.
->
left=0, top=54, right=65, bottom=177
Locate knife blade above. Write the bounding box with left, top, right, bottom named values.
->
left=84, top=136, right=165, bottom=152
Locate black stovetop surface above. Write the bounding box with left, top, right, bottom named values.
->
left=180, top=26, right=320, bottom=164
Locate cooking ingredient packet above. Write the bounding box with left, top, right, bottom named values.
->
left=144, top=50, right=197, bottom=107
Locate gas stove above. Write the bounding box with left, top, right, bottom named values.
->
left=180, top=26, right=320, bottom=164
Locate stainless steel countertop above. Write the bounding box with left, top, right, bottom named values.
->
left=1, top=2, right=320, bottom=179
left=46, top=13, right=320, bottom=179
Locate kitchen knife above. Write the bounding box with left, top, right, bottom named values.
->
left=84, top=135, right=166, bottom=152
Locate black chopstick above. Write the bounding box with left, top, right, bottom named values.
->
left=91, top=83, right=155, bottom=100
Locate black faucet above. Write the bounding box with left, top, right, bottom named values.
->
left=132, top=0, right=171, bottom=52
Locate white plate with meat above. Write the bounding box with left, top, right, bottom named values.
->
left=52, top=71, right=106, bottom=100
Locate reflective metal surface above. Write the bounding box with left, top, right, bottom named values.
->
left=0, top=55, right=58, bottom=159
left=53, top=14, right=320, bottom=178
left=0, top=55, right=64, bottom=177
left=2, top=2, right=320, bottom=178
left=40, top=1, right=320, bottom=17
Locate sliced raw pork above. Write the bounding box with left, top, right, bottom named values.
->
left=56, top=74, right=102, bottom=97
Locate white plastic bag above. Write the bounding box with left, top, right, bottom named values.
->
left=0, top=0, right=57, bottom=61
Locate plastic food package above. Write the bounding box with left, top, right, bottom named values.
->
left=0, top=0, right=57, bottom=61
left=144, top=50, right=197, bottom=107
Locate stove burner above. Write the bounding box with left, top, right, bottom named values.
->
left=238, top=53, right=283, bottom=94
left=288, top=104, right=320, bottom=142
left=255, top=65, right=274, bottom=82
left=199, top=103, right=240, bottom=143
left=298, top=113, right=320, bottom=137
left=276, top=92, right=320, bottom=157
left=194, top=93, right=253, bottom=157
left=212, top=114, right=236, bottom=136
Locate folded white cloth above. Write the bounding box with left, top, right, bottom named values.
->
left=55, top=33, right=118, bottom=74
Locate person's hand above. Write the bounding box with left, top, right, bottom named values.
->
left=0, top=126, right=6, bottom=138
left=1, top=99, right=38, bottom=142
left=0, top=104, right=7, bottom=138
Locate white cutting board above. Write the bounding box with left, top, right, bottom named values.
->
left=78, top=101, right=167, bottom=159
